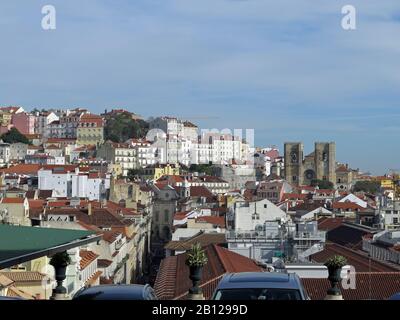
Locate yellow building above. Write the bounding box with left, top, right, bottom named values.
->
left=375, top=176, right=395, bottom=189
left=0, top=112, right=12, bottom=126
left=77, top=114, right=104, bottom=146
left=143, top=163, right=180, bottom=180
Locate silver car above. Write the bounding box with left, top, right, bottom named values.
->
left=212, top=272, right=309, bottom=300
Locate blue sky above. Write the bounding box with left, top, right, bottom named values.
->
left=1, top=1, right=400, bottom=174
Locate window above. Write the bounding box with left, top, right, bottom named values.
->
left=292, top=176, right=297, bottom=182
left=393, top=218, right=399, bottom=224
left=164, top=210, right=169, bottom=222
left=264, top=204, right=267, bottom=208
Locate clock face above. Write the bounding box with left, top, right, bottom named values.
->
left=305, top=170, right=314, bottom=180
left=290, top=152, right=297, bottom=163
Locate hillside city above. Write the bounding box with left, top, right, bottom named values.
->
left=0, top=106, right=399, bottom=300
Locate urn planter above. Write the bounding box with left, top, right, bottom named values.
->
left=189, top=266, right=203, bottom=294
left=324, top=255, right=347, bottom=298
left=327, top=266, right=342, bottom=296
left=50, top=252, right=71, bottom=297
left=185, top=243, right=208, bottom=298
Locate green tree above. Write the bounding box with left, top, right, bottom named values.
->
left=310, top=179, right=334, bottom=189
left=189, top=164, right=214, bottom=176
left=353, top=181, right=381, bottom=194
left=127, top=168, right=145, bottom=180
left=0, top=128, right=31, bottom=144
left=104, top=113, right=149, bottom=143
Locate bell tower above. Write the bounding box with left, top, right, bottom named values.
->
left=284, top=142, right=304, bottom=186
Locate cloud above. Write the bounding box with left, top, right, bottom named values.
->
left=0, top=0, right=399, bottom=174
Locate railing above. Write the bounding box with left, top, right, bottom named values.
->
left=292, top=231, right=326, bottom=240
left=226, top=230, right=326, bottom=241
left=226, top=230, right=281, bottom=240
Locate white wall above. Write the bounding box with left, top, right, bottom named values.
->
left=234, top=198, right=287, bottom=231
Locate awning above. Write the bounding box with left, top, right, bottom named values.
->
left=0, top=225, right=102, bottom=269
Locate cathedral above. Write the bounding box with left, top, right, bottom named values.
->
left=284, top=142, right=336, bottom=186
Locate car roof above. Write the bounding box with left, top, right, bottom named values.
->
left=216, top=272, right=302, bottom=290
left=73, top=284, right=155, bottom=300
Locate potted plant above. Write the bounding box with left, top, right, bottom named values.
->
left=50, top=251, right=71, bottom=295
left=185, top=243, right=208, bottom=295
left=324, top=255, right=347, bottom=296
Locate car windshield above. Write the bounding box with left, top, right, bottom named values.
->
left=214, top=288, right=302, bottom=300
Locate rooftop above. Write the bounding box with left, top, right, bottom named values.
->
left=0, top=225, right=100, bottom=269
left=154, top=244, right=263, bottom=300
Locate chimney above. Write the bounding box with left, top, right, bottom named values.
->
left=88, top=202, right=92, bottom=216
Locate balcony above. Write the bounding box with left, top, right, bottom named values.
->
left=226, top=230, right=282, bottom=242
left=292, top=231, right=326, bottom=241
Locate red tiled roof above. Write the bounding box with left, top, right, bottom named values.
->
left=79, top=113, right=104, bottom=126
left=298, top=186, right=316, bottom=191
left=155, top=244, right=264, bottom=300
left=282, top=193, right=308, bottom=200
left=333, top=202, right=365, bottom=210
left=189, top=186, right=214, bottom=198
left=164, top=232, right=226, bottom=251
left=158, top=175, right=185, bottom=184
left=311, top=243, right=400, bottom=272
left=79, top=250, right=99, bottom=270
left=303, top=273, right=400, bottom=300
left=317, top=217, right=344, bottom=231
left=0, top=272, right=46, bottom=282
left=98, top=259, right=113, bottom=268
left=102, top=231, right=121, bottom=243
left=0, top=164, right=41, bottom=175
left=315, top=189, right=335, bottom=194
left=28, top=199, right=45, bottom=208
left=1, top=198, right=25, bottom=204
left=47, top=200, right=70, bottom=207
left=196, top=216, right=225, bottom=228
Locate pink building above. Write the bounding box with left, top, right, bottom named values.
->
left=11, top=112, right=36, bottom=135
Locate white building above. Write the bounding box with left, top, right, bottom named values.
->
left=128, top=139, right=158, bottom=168
left=149, top=116, right=185, bottom=140
left=339, top=193, right=368, bottom=208
left=34, top=111, right=59, bottom=138
left=38, top=167, right=110, bottom=200
left=0, top=142, right=10, bottom=164
left=97, top=142, right=137, bottom=176
left=231, top=198, right=287, bottom=231
left=9, top=143, right=28, bottom=161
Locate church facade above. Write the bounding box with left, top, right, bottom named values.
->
left=284, top=142, right=336, bottom=186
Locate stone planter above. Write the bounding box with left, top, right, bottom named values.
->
left=327, top=267, right=342, bottom=296
left=53, top=263, right=68, bottom=295
left=189, top=266, right=203, bottom=295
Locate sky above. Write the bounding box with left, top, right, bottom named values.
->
left=1, top=0, right=400, bottom=174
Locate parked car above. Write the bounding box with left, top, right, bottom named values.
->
left=389, top=292, right=400, bottom=300
left=211, top=272, right=309, bottom=300
left=72, top=284, right=158, bottom=300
